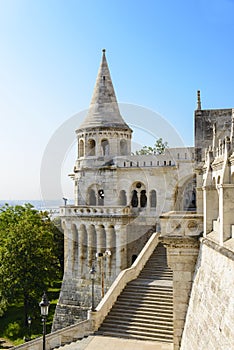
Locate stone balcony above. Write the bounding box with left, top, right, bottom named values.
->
left=60, top=205, right=137, bottom=218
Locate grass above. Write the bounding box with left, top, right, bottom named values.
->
left=0, top=281, right=61, bottom=347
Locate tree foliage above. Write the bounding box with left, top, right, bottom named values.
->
left=0, top=204, right=63, bottom=323
left=134, top=137, right=168, bottom=155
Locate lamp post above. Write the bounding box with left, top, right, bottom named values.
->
left=39, top=292, right=50, bottom=350
left=28, top=316, right=32, bottom=340
left=89, top=266, right=96, bottom=311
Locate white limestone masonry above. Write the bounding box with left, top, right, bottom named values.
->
left=181, top=239, right=234, bottom=350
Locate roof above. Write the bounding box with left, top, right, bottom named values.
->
left=77, top=50, right=131, bottom=132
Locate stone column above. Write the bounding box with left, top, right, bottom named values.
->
left=87, top=224, right=96, bottom=269
left=203, top=185, right=219, bottom=236
left=96, top=225, right=106, bottom=297
left=62, top=220, right=73, bottom=276
left=162, top=237, right=200, bottom=350
left=96, top=225, right=106, bottom=252
left=106, top=226, right=116, bottom=279
left=115, top=224, right=127, bottom=275
left=219, top=184, right=234, bottom=244
left=195, top=169, right=203, bottom=214
left=71, top=224, right=79, bottom=275
left=78, top=224, right=87, bottom=276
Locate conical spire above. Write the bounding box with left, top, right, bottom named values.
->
left=78, top=49, right=131, bottom=131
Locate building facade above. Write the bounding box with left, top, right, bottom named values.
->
left=52, top=50, right=195, bottom=330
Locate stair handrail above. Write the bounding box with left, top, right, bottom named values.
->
left=88, top=231, right=160, bottom=330
left=12, top=319, right=91, bottom=350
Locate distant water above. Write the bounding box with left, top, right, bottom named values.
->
left=0, top=199, right=64, bottom=215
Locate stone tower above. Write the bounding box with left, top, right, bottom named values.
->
left=74, top=49, right=132, bottom=206
left=52, top=50, right=195, bottom=330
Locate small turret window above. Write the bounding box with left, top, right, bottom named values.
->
left=79, top=140, right=84, bottom=157
left=120, top=139, right=127, bottom=155
left=140, top=190, right=147, bottom=207
left=98, top=189, right=104, bottom=206
left=131, top=190, right=138, bottom=207
left=88, top=139, right=96, bottom=156
left=150, top=190, right=157, bottom=208
left=101, top=139, right=109, bottom=156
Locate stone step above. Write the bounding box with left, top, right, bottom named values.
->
left=108, top=308, right=173, bottom=322
left=96, top=330, right=173, bottom=343
left=125, top=285, right=173, bottom=294
left=115, top=299, right=173, bottom=309
left=97, top=325, right=173, bottom=340
left=107, top=314, right=173, bottom=329
left=102, top=318, right=173, bottom=330
left=121, top=291, right=173, bottom=301
left=99, top=323, right=174, bottom=336
left=128, top=281, right=173, bottom=289
left=109, top=308, right=173, bottom=319
left=139, top=268, right=172, bottom=273
left=112, top=305, right=173, bottom=316
left=57, top=336, right=93, bottom=349
left=97, top=328, right=173, bottom=342
left=137, top=276, right=173, bottom=281
left=138, top=275, right=173, bottom=279
left=118, top=296, right=173, bottom=306
left=141, top=269, right=171, bottom=273
left=139, top=272, right=172, bottom=276
left=144, top=262, right=169, bottom=265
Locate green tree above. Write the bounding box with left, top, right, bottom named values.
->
left=0, top=204, right=62, bottom=324
left=134, top=137, right=168, bottom=155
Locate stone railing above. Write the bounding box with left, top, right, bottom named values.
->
left=13, top=319, right=91, bottom=350
left=88, top=231, right=160, bottom=330
left=160, top=211, right=203, bottom=237
left=60, top=205, right=135, bottom=217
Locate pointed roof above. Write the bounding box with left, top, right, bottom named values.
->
left=77, top=49, right=131, bottom=132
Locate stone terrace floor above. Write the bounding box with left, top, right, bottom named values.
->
left=60, top=335, right=173, bottom=350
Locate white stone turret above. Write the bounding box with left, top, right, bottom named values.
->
left=75, top=50, right=132, bottom=168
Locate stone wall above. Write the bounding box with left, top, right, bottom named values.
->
left=194, top=108, right=232, bottom=163
left=181, top=238, right=234, bottom=350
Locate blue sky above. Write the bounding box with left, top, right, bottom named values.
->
left=0, top=0, right=234, bottom=200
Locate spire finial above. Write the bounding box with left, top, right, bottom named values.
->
left=197, top=90, right=201, bottom=110
left=102, top=48, right=106, bottom=54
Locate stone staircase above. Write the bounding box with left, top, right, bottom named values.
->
left=95, top=243, right=174, bottom=342
left=55, top=336, right=94, bottom=349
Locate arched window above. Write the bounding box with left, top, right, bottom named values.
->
left=79, top=140, right=84, bottom=157
left=131, top=190, right=138, bottom=207
left=118, top=190, right=127, bottom=206
left=98, top=189, right=104, bottom=206
left=101, top=139, right=109, bottom=156
left=140, top=190, right=147, bottom=207
left=87, top=139, right=96, bottom=156
left=183, top=177, right=196, bottom=211
left=130, top=182, right=147, bottom=209
left=88, top=189, right=96, bottom=205
left=150, top=190, right=157, bottom=208
left=120, top=139, right=127, bottom=155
